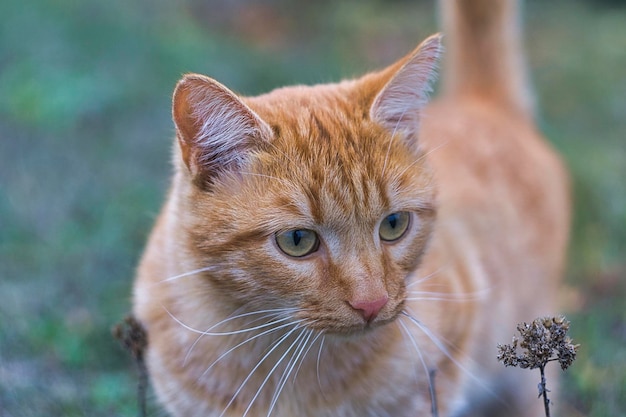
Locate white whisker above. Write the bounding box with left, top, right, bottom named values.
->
left=381, top=107, right=409, bottom=178
left=266, top=329, right=316, bottom=416
left=240, top=171, right=292, bottom=187
left=316, top=335, right=326, bottom=395
left=240, top=326, right=308, bottom=417
left=164, top=306, right=298, bottom=336
left=202, top=314, right=295, bottom=337
left=219, top=323, right=304, bottom=417
left=406, top=296, right=474, bottom=303
left=394, top=140, right=450, bottom=180
left=200, top=319, right=308, bottom=380
left=185, top=314, right=295, bottom=367
left=397, top=319, right=437, bottom=412
left=396, top=321, right=420, bottom=385
left=405, top=288, right=490, bottom=303
left=207, top=307, right=299, bottom=331
left=265, top=139, right=298, bottom=167
left=156, top=265, right=220, bottom=284
left=406, top=266, right=447, bottom=288
left=400, top=310, right=503, bottom=404
left=163, top=306, right=206, bottom=335
left=291, top=330, right=323, bottom=385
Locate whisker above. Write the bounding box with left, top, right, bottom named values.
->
left=397, top=319, right=437, bottom=413
left=202, top=314, right=295, bottom=337
left=265, top=139, right=298, bottom=167
left=240, top=171, right=292, bottom=187
left=406, top=296, right=476, bottom=303
left=219, top=323, right=305, bottom=417
left=200, top=319, right=308, bottom=380
left=156, top=265, right=220, bottom=284
left=165, top=306, right=298, bottom=336
left=396, top=321, right=420, bottom=385
left=163, top=306, right=206, bottom=335
left=316, top=335, right=326, bottom=396
left=164, top=306, right=291, bottom=366
left=274, top=329, right=310, bottom=391
left=291, top=330, right=323, bottom=385
left=240, top=326, right=308, bottom=417
left=381, top=107, right=409, bottom=178
left=405, top=288, right=490, bottom=303
left=406, top=266, right=447, bottom=289
left=185, top=314, right=295, bottom=366
left=266, top=328, right=316, bottom=416
left=393, top=140, right=450, bottom=180
left=400, top=310, right=504, bottom=405
left=209, top=306, right=300, bottom=330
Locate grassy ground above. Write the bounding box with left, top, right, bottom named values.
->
left=1, top=0, right=624, bottom=415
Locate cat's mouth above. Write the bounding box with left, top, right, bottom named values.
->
left=323, top=317, right=399, bottom=336
left=301, top=303, right=404, bottom=336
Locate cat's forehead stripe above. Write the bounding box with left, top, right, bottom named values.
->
left=306, top=114, right=383, bottom=217
left=249, top=90, right=424, bottom=226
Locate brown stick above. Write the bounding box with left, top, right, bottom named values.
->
left=538, top=365, right=550, bottom=417
left=113, top=315, right=149, bottom=417
left=429, top=368, right=439, bottom=417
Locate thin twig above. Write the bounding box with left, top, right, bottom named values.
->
left=538, top=365, right=550, bottom=417
left=113, top=315, right=149, bottom=417
left=429, top=368, right=439, bottom=417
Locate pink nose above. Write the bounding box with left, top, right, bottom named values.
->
left=349, top=295, right=389, bottom=323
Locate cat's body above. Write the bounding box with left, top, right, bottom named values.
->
left=133, top=1, right=569, bottom=416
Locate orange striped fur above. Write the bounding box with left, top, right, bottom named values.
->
left=133, top=1, right=569, bottom=415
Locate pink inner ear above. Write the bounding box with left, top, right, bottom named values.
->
left=172, top=74, right=272, bottom=184
left=370, top=34, right=442, bottom=136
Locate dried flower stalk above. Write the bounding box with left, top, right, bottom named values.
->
left=497, top=316, right=579, bottom=417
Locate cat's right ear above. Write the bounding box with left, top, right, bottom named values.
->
left=369, top=33, right=442, bottom=139
left=172, top=74, right=272, bottom=188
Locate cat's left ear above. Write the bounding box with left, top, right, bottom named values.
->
left=172, top=74, right=272, bottom=188
left=370, top=33, right=442, bottom=139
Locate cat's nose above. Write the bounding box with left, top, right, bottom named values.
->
left=349, top=295, right=389, bottom=323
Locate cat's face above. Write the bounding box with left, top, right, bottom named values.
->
left=172, top=35, right=441, bottom=336
left=179, top=104, right=436, bottom=335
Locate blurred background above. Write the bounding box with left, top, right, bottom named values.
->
left=0, top=0, right=624, bottom=415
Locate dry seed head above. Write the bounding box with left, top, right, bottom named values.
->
left=497, top=316, right=578, bottom=371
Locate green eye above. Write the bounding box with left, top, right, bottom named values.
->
left=379, top=212, right=410, bottom=242
left=275, top=229, right=319, bottom=257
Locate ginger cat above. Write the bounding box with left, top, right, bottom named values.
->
left=133, top=0, right=570, bottom=416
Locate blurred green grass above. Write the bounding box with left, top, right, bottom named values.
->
left=0, top=0, right=624, bottom=415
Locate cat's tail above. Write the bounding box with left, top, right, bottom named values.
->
left=439, top=0, right=533, bottom=119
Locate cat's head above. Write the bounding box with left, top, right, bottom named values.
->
left=171, top=34, right=442, bottom=335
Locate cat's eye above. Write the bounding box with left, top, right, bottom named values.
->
left=379, top=211, right=411, bottom=242
left=275, top=229, right=320, bottom=258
